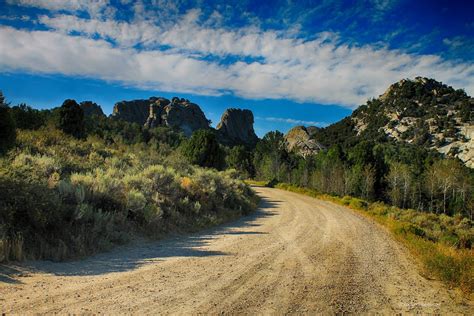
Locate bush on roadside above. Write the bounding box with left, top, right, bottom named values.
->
left=0, top=127, right=257, bottom=262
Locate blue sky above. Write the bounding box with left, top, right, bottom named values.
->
left=0, top=0, right=473, bottom=136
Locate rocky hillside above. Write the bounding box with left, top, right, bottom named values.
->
left=311, top=77, right=473, bottom=167
left=352, top=77, right=473, bottom=167
left=285, top=126, right=325, bottom=157
left=216, top=108, right=258, bottom=147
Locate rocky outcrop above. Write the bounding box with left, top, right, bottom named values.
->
left=122, top=97, right=209, bottom=136
left=216, top=108, right=258, bottom=147
left=112, top=98, right=157, bottom=124
left=285, top=126, right=325, bottom=157
left=79, top=101, right=105, bottom=117
left=143, top=98, right=171, bottom=128
left=112, top=97, right=261, bottom=142
left=160, top=97, right=210, bottom=136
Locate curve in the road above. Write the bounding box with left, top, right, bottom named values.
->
left=0, top=187, right=470, bottom=314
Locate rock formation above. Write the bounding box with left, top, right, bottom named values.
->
left=285, top=126, right=325, bottom=157
left=216, top=108, right=259, bottom=147
left=160, top=97, right=210, bottom=137
left=143, top=98, right=170, bottom=129
left=112, top=97, right=261, bottom=142
left=114, top=97, right=209, bottom=136
left=112, top=98, right=157, bottom=124
left=79, top=101, right=105, bottom=117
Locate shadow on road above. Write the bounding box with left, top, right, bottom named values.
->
left=1, top=195, right=281, bottom=280
left=0, top=265, right=25, bottom=284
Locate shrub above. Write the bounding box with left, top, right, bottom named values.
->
left=0, top=127, right=257, bottom=262
left=348, top=197, right=368, bottom=210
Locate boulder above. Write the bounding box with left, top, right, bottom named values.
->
left=285, top=126, right=325, bottom=157
left=79, top=101, right=105, bottom=117
left=216, top=108, right=259, bottom=147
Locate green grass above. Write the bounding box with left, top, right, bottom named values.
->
left=275, top=183, right=474, bottom=294
left=244, top=179, right=268, bottom=186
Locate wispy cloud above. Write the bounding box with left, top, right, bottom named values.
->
left=6, top=0, right=113, bottom=17
left=1, top=4, right=474, bottom=108
left=442, top=36, right=474, bottom=61
left=256, top=116, right=328, bottom=127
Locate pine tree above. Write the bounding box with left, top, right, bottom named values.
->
left=58, top=99, right=85, bottom=138
left=0, top=91, right=16, bottom=154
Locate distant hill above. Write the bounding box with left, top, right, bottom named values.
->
left=311, top=77, right=474, bottom=167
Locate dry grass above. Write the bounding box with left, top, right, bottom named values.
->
left=244, top=179, right=269, bottom=186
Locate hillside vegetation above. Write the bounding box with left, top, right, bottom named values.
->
left=0, top=97, right=257, bottom=262
left=311, top=77, right=474, bottom=166
left=248, top=78, right=474, bottom=292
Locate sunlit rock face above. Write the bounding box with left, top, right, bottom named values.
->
left=160, top=97, right=210, bottom=137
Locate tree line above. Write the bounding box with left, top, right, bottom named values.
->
left=247, top=131, right=473, bottom=219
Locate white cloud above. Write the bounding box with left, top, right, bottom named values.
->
left=2, top=8, right=474, bottom=108
left=0, top=26, right=231, bottom=95
left=6, top=0, right=111, bottom=17
left=38, top=14, right=159, bottom=47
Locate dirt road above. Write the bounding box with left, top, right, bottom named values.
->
left=1, top=187, right=471, bottom=314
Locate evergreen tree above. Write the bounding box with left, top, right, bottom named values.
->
left=226, top=145, right=254, bottom=178
left=58, top=99, right=85, bottom=138
left=0, top=91, right=16, bottom=154
left=10, top=103, right=47, bottom=130
left=181, top=129, right=225, bottom=169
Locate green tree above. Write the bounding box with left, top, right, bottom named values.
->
left=0, top=91, right=16, bottom=154
left=10, top=103, right=47, bottom=130
left=253, top=131, right=287, bottom=181
left=58, top=99, right=85, bottom=138
left=387, top=162, right=412, bottom=208
left=181, top=129, right=224, bottom=169
left=426, top=159, right=463, bottom=214
left=226, top=145, right=254, bottom=178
